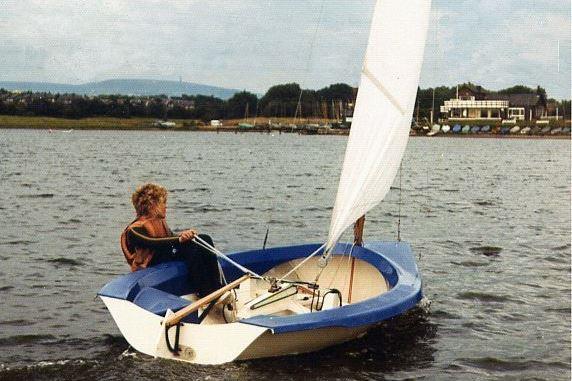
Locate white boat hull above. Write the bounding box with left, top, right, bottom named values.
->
left=101, top=296, right=370, bottom=364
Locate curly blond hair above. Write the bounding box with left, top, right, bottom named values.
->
left=131, top=183, right=167, bottom=217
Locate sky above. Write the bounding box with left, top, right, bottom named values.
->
left=1, top=0, right=570, bottom=99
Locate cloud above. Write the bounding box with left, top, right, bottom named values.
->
left=0, top=0, right=569, bottom=98
left=421, top=0, right=570, bottom=97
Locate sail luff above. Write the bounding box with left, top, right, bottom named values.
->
left=325, top=0, right=432, bottom=251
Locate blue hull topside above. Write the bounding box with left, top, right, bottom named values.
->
left=98, top=241, right=423, bottom=334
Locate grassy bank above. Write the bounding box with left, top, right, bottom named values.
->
left=0, top=115, right=336, bottom=131
left=0, top=115, right=179, bottom=130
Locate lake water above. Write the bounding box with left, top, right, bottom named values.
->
left=0, top=130, right=570, bottom=380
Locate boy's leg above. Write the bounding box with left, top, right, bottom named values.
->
left=179, top=234, right=223, bottom=297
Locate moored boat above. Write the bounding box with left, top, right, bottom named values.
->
left=238, top=122, right=255, bottom=129
left=520, top=127, right=531, bottom=135
left=550, top=127, right=562, bottom=135
left=452, top=124, right=462, bottom=133
left=470, top=125, right=481, bottom=133
left=480, top=125, right=491, bottom=133
left=510, top=126, right=521, bottom=134
left=441, top=124, right=450, bottom=133
left=300, top=124, right=320, bottom=135
left=461, top=125, right=471, bottom=134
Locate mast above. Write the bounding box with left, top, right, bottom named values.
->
left=244, top=103, right=249, bottom=123
left=431, top=87, right=435, bottom=125
left=416, top=92, right=420, bottom=123
left=332, top=99, right=336, bottom=120
left=353, top=215, right=365, bottom=246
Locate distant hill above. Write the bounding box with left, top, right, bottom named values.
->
left=0, top=79, right=240, bottom=99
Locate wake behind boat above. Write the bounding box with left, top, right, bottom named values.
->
left=98, top=0, right=432, bottom=364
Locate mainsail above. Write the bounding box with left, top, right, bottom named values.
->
left=326, top=0, right=431, bottom=251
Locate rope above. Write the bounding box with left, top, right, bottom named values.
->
left=325, top=242, right=356, bottom=289
left=192, top=236, right=263, bottom=279
left=312, top=230, right=356, bottom=282
left=397, top=162, right=402, bottom=241
left=278, top=243, right=327, bottom=282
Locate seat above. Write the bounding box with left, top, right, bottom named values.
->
left=133, top=286, right=198, bottom=323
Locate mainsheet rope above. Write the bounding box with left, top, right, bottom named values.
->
left=192, top=235, right=263, bottom=279
left=193, top=235, right=328, bottom=286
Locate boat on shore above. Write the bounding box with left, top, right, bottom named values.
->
left=153, top=120, right=176, bottom=128
left=427, top=124, right=440, bottom=136
left=550, top=127, right=563, bottom=135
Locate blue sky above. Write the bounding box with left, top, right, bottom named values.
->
left=1, top=0, right=570, bottom=98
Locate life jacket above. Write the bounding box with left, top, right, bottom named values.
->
left=120, top=216, right=173, bottom=272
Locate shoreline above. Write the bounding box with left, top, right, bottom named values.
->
left=0, top=115, right=569, bottom=139
left=410, top=133, right=571, bottom=140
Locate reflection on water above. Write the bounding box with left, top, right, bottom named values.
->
left=0, top=130, right=569, bottom=380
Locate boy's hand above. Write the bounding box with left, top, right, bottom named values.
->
left=179, top=229, right=197, bottom=243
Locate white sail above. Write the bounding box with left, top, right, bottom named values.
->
left=326, top=0, right=431, bottom=251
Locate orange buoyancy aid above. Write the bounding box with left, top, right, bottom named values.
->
left=120, top=216, right=174, bottom=272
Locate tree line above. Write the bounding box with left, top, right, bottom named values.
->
left=0, top=83, right=356, bottom=121
left=0, top=82, right=569, bottom=121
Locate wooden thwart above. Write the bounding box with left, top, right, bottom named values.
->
left=163, top=274, right=251, bottom=328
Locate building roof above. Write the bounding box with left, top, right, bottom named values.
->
left=486, top=93, right=543, bottom=107
left=546, top=101, right=559, bottom=112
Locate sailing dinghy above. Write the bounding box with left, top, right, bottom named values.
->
left=99, top=0, right=431, bottom=365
